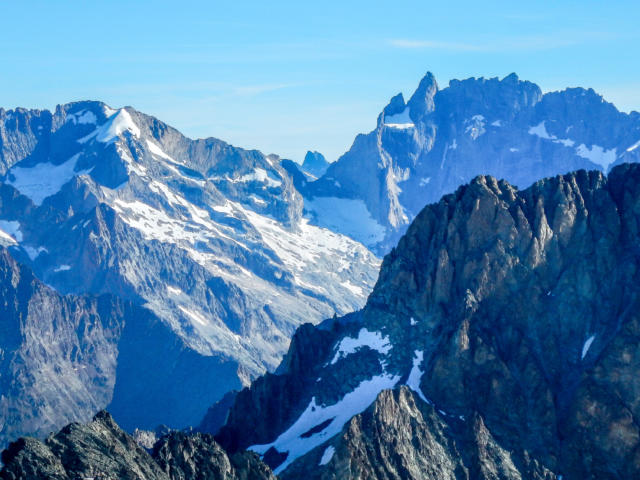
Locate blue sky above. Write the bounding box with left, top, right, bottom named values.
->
left=1, top=1, right=638, bottom=162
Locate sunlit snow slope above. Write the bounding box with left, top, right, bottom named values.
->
left=0, top=101, right=380, bottom=432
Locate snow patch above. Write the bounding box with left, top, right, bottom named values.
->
left=53, top=265, right=71, bottom=272
left=0, top=220, right=22, bottom=242
left=556, top=138, right=575, bottom=147
left=528, top=121, right=576, bottom=149
left=24, top=246, right=47, bottom=260
left=406, top=350, right=429, bottom=403
left=7, top=153, right=93, bottom=206
left=465, top=115, right=486, bottom=140
left=304, top=196, right=386, bottom=247
left=249, top=195, right=266, bottom=205
left=240, top=204, right=379, bottom=300
left=319, top=445, right=335, bottom=466
left=331, top=328, right=392, bottom=364
left=384, top=108, right=415, bottom=129
left=166, top=286, right=183, bottom=296
left=575, top=144, right=617, bottom=170
left=249, top=372, right=401, bottom=474
left=419, top=177, right=431, bottom=187
left=237, top=168, right=282, bottom=187
left=66, top=110, right=97, bottom=125
left=581, top=335, right=596, bottom=360
left=77, top=111, right=97, bottom=124
left=340, top=280, right=363, bottom=296
left=212, top=202, right=235, bottom=215
left=146, top=139, right=182, bottom=164
left=528, top=121, right=554, bottom=140
left=95, top=109, right=140, bottom=144
left=178, top=306, right=209, bottom=326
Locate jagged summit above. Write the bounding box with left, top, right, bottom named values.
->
left=216, top=163, right=640, bottom=478
left=301, top=150, right=329, bottom=178
left=301, top=71, right=640, bottom=254
left=407, top=71, right=438, bottom=118
left=0, top=410, right=276, bottom=480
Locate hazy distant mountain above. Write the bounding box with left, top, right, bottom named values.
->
left=302, top=72, right=640, bottom=254
left=301, top=151, right=329, bottom=178
left=0, top=102, right=380, bottom=442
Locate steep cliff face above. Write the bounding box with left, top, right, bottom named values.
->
left=280, top=387, right=554, bottom=480
left=153, top=431, right=275, bottom=480
left=217, top=163, right=640, bottom=478
left=0, top=247, right=237, bottom=450
left=0, top=412, right=274, bottom=480
left=0, top=249, right=124, bottom=450
left=304, top=72, right=640, bottom=254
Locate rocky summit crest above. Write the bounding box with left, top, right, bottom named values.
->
left=217, top=163, right=640, bottom=479
left=302, top=71, right=640, bottom=254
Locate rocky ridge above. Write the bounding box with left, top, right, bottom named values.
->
left=216, top=163, right=640, bottom=479
left=0, top=411, right=275, bottom=480
left=302, top=72, right=640, bottom=254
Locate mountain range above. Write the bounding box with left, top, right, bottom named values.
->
left=5, top=163, right=640, bottom=479
left=297, top=72, right=640, bottom=253
left=1, top=70, right=640, bottom=474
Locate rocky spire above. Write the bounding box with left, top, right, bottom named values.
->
left=407, top=71, right=438, bottom=120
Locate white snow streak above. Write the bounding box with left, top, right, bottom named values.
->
left=249, top=373, right=401, bottom=474
left=626, top=139, right=640, bottom=152
left=178, top=306, right=209, bottom=326
left=7, top=154, right=92, bottom=206
left=331, top=328, right=391, bottom=364
left=406, top=350, right=429, bottom=403
left=146, top=139, right=183, bottom=164
left=304, top=196, right=386, bottom=246
left=319, top=445, right=335, bottom=466
left=575, top=144, right=617, bottom=170
left=581, top=335, right=596, bottom=360
left=384, top=108, right=415, bottom=129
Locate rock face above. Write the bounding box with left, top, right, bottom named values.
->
left=0, top=248, right=124, bottom=450
left=0, top=101, right=380, bottom=440
left=153, top=431, right=275, bottom=480
left=217, top=164, right=640, bottom=478
left=301, top=151, right=329, bottom=178
left=302, top=72, right=640, bottom=254
left=0, top=247, right=234, bottom=451
left=280, top=387, right=468, bottom=480
left=0, top=411, right=274, bottom=480
left=0, top=411, right=167, bottom=480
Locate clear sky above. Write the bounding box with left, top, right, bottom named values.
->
left=1, top=1, right=638, bottom=162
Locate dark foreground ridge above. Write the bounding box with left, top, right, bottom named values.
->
left=0, top=411, right=274, bottom=480
left=216, top=163, right=640, bottom=479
